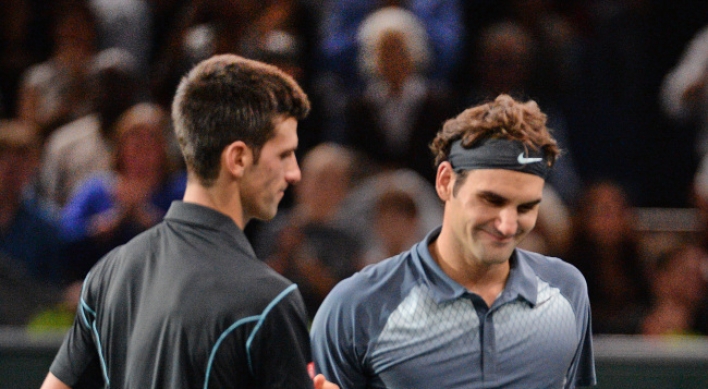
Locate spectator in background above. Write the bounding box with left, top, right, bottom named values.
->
left=317, top=0, right=464, bottom=91
left=639, top=242, right=708, bottom=336
left=255, top=143, right=362, bottom=319
left=0, top=120, right=68, bottom=327
left=334, top=168, right=444, bottom=269
left=60, top=102, right=185, bottom=282
left=315, top=0, right=464, bottom=140
left=0, top=120, right=67, bottom=287
left=344, top=6, right=455, bottom=183
left=38, top=48, right=141, bottom=209
left=149, top=0, right=319, bottom=110
left=505, top=0, right=583, bottom=101
left=463, top=20, right=536, bottom=103
left=362, top=188, right=420, bottom=267
left=566, top=179, right=652, bottom=334
left=517, top=185, right=572, bottom=258
left=16, top=0, right=98, bottom=139
left=89, top=0, right=152, bottom=77
left=660, top=22, right=708, bottom=158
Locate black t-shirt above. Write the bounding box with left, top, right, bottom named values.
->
left=50, top=201, right=313, bottom=389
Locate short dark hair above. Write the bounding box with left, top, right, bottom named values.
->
left=172, top=54, right=310, bottom=186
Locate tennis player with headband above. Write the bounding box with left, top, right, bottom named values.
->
left=310, top=94, right=596, bottom=388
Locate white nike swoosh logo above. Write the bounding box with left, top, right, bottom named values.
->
left=517, top=153, right=543, bottom=164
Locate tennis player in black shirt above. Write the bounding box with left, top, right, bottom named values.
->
left=40, top=54, right=337, bottom=389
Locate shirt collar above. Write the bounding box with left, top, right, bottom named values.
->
left=412, top=226, right=539, bottom=306
left=164, top=201, right=257, bottom=259
left=500, top=250, right=539, bottom=306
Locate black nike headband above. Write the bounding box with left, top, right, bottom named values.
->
left=447, top=137, right=551, bottom=179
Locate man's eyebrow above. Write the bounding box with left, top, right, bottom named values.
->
left=521, top=199, right=542, bottom=208
left=478, top=191, right=508, bottom=203
left=478, top=191, right=542, bottom=207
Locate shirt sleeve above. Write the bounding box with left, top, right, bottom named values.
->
left=565, top=273, right=597, bottom=388
left=310, top=278, right=369, bottom=389
left=49, top=275, right=105, bottom=387
left=248, top=285, right=314, bottom=389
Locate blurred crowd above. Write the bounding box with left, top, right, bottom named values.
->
left=1, top=0, right=708, bottom=337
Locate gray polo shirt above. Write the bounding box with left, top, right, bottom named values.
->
left=311, top=227, right=596, bottom=389
left=50, top=201, right=313, bottom=389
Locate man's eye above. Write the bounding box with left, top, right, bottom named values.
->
left=482, top=196, right=504, bottom=206
left=518, top=205, right=535, bottom=213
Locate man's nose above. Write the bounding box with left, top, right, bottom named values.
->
left=286, top=157, right=301, bottom=184
left=496, top=208, right=518, bottom=237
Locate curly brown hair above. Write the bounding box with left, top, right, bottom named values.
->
left=429, top=94, right=560, bottom=168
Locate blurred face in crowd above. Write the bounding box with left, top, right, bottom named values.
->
left=118, top=124, right=167, bottom=178
left=376, top=31, right=413, bottom=90
left=295, top=146, right=351, bottom=222
left=583, top=182, right=633, bottom=247
left=656, top=245, right=708, bottom=306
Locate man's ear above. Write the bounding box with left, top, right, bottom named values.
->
left=222, top=141, right=252, bottom=179
left=436, top=162, right=454, bottom=201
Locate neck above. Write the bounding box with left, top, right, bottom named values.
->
left=182, top=179, right=246, bottom=229
left=430, top=230, right=511, bottom=306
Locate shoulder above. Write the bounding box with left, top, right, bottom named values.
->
left=336, top=254, right=410, bottom=297
left=518, top=249, right=588, bottom=293
left=82, top=243, right=127, bottom=299
left=45, top=115, right=101, bottom=153
left=519, top=249, right=585, bottom=279
left=314, top=253, right=413, bottom=329
left=21, top=61, right=56, bottom=86
left=517, top=249, right=590, bottom=306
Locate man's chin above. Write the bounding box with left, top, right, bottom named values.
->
left=480, top=245, right=515, bottom=265
left=254, top=207, right=279, bottom=222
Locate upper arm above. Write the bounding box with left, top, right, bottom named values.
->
left=249, top=286, right=313, bottom=389
left=40, top=372, right=72, bottom=389
left=48, top=275, right=104, bottom=387
left=310, top=282, right=369, bottom=389
left=568, top=289, right=596, bottom=387
left=559, top=265, right=596, bottom=388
